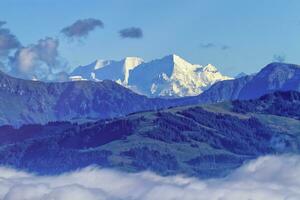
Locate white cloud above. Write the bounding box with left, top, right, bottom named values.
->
left=10, top=37, right=68, bottom=81
left=0, top=155, right=300, bottom=200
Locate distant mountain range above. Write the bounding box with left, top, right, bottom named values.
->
left=70, top=54, right=232, bottom=97
left=0, top=71, right=179, bottom=126
left=188, top=62, right=300, bottom=104
left=1, top=62, right=300, bottom=126
left=70, top=57, right=144, bottom=84
left=1, top=91, right=299, bottom=178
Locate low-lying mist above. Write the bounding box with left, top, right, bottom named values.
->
left=0, top=155, right=299, bottom=200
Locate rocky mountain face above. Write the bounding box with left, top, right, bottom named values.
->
left=188, top=62, right=300, bottom=104
left=70, top=54, right=232, bottom=97
left=0, top=91, right=299, bottom=178
left=238, top=62, right=300, bottom=99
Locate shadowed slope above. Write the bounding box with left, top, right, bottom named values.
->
left=0, top=91, right=299, bottom=178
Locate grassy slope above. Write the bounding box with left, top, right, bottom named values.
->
left=0, top=92, right=299, bottom=178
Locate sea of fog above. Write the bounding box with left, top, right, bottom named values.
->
left=0, top=155, right=299, bottom=200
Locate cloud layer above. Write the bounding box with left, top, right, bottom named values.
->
left=0, top=22, right=67, bottom=80
left=0, top=155, right=299, bottom=200
left=9, top=37, right=67, bottom=80
left=119, top=27, right=143, bottom=39
left=61, top=18, right=104, bottom=39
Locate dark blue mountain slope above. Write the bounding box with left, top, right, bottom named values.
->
left=0, top=70, right=181, bottom=126
left=0, top=91, right=299, bottom=178
left=186, top=62, right=300, bottom=104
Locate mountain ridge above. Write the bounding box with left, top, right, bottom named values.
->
left=0, top=91, right=299, bottom=178
left=1, top=61, right=300, bottom=126
left=0, top=70, right=181, bottom=126
left=70, top=57, right=144, bottom=84
left=185, top=62, right=300, bottom=104
left=71, top=54, right=232, bottom=97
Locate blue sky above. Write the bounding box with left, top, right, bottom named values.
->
left=0, top=0, right=299, bottom=76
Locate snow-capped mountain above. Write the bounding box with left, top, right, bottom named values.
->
left=2, top=61, right=300, bottom=126
left=128, top=54, right=232, bottom=97
left=70, top=54, right=232, bottom=97
left=70, top=57, right=144, bottom=84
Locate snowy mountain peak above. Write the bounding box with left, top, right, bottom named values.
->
left=93, top=59, right=111, bottom=70
left=163, top=54, right=193, bottom=67
left=70, top=54, right=232, bottom=97
left=71, top=57, right=143, bottom=83
left=123, top=56, right=144, bottom=63
left=166, top=54, right=183, bottom=61
left=128, top=54, right=232, bottom=97
left=164, top=54, right=179, bottom=59
left=122, top=57, right=144, bottom=84
left=202, top=64, right=218, bottom=73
